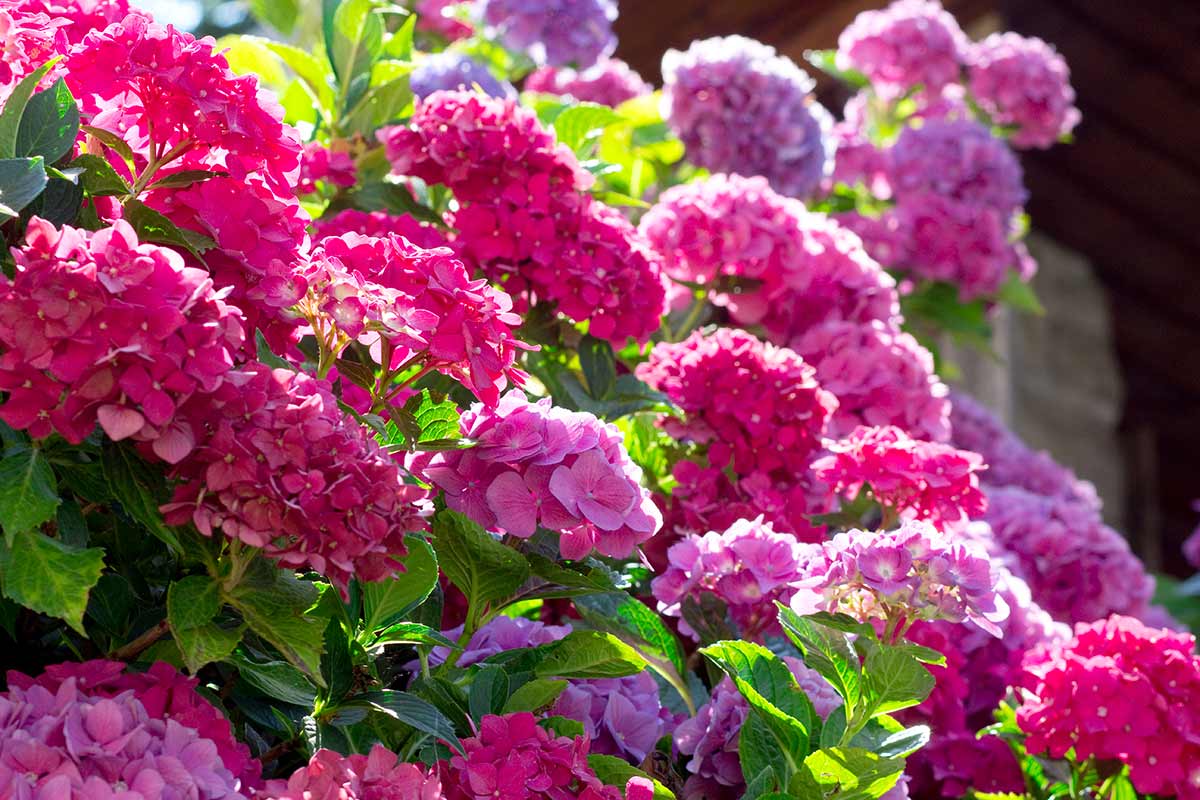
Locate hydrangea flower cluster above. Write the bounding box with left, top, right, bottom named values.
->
left=416, top=0, right=472, bottom=41
left=0, top=666, right=247, bottom=798
left=812, top=425, right=986, bottom=529
left=968, top=33, right=1081, bottom=149
left=836, top=0, right=968, bottom=100
left=0, top=219, right=244, bottom=459
left=381, top=90, right=668, bottom=344
left=162, top=364, right=430, bottom=590
left=297, top=142, right=356, bottom=195
left=791, top=521, right=1007, bottom=635
left=9, top=0, right=129, bottom=49
left=637, top=328, right=836, bottom=479
left=980, top=486, right=1153, bottom=624
left=661, top=37, right=833, bottom=198
left=260, top=746, right=442, bottom=800
left=1016, top=616, right=1200, bottom=798
left=652, top=516, right=819, bottom=641
left=312, top=208, right=451, bottom=251
left=479, top=0, right=617, bottom=68
left=9, top=659, right=261, bottom=789
left=0, top=2, right=64, bottom=104
left=440, top=713, right=624, bottom=800
left=410, top=51, right=515, bottom=99
left=302, top=232, right=529, bottom=405
left=524, top=58, right=652, bottom=107
left=414, top=390, right=661, bottom=558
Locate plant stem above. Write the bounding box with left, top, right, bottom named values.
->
left=111, top=619, right=170, bottom=661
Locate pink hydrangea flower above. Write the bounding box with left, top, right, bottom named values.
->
left=297, top=142, right=356, bottom=195
left=968, top=33, right=1080, bottom=149
left=0, top=3, right=67, bottom=103
left=313, top=208, right=451, bottom=251
left=161, top=364, right=431, bottom=591
left=1016, top=615, right=1200, bottom=797
left=524, top=58, right=652, bottom=107
left=653, top=516, right=820, bottom=641
left=812, top=425, right=986, bottom=528
left=259, top=745, right=442, bottom=800
left=10, top=0, right=127, bottom=46
left=415, top=0, right=472, bottom=41
left=412, top=390, right=660, bottom=559
left=836, top=0, right=968, bottom=100
left=478, top=0, right=617, bottom=69
left=0, top=218, right=243, bottom=458
left=791, top=520, right=1008, bottom=635
left=638, top=328, right=836, bottom=480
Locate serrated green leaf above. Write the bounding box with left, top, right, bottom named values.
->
left=796, top=746, right=904, bottom=800
left=175, top=623, right=243, bottom=673
left=369, top=620, right=456, bottom=649
left=0, top=59, right=59, bottom=159
left=168, top=574, right=221, bottom=630
left=740, top=713, right=787, bottom=795
left=81, top=125, right=136, bottom=172
left=502, top=677, right=567, bottom=713
left=227, top=579, right=326, bottom=684
left=16, top=78, right=79, bottom=163
left=27, top=175, right=82, bottom=225
left=257, top=39, right=335, bottom=115
left=554, top=103, right=623, bottom=152
left=145, top=169, right=227, bottom=192
left=69, top=154, right=131, bottom=196
left=362, top=534, right=439, bottom=632
left=330, top=0, right=384, bottom=112
left=122, top=199, right=214, bottom=259
left=894, top=642, right=946, bottom=666
left=355, top=689, right=462, bottom=753
left=535, top=631, right=647, bottom=680
left=540, top=715, right=585, bottom=738
left=861, top=647, right=934, bottom=719
left=778, top=605, right=862, bottom=707
left=229, top=652, right=319, bottom=706
left=0, top=530, right=103, bottom=634
left=101, top=441, right=181, bottom=553
left=0, top=447, right=59, bottom=545
left=0, top=156, right=47, bottom=220
left=587, top=755, right=677, bottom=800
left=430, top=509, right=528, bottom=627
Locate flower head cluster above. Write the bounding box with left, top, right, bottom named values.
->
left=381, top=90, right=667, bottom=344
left=0, top=219, right=244, bottom=458
left=439, top=615, right=570, bottom=667
left=0, top=3, right=65, bottom=103
left=414, top=390, right=661, bottom=559
left=297, top=142, right=356, bottom=195
left=793, top=320, right=949, bottom=441
left=0, top=667, right=246, bottom=799
left=652, top=516, right=819, bottom=641
left=303, top=232, right=529, bottom=405
left=661, top=37, right=832, bottom=198
left=836, top=0, right=968, bottom=99
left=162, top=364, right=430, bottom=590
left=792, top=520, right=1007, bottom=634
left=260, top=746, right=442, bottom=800
left=980, top=486, right=1153, bottom=623
left=440, top=713, right=623, bottom=800
left=968, top=33, right=1080, bottom=149
left=1016, top=615, right=1200, bottom=797
left=478, top=0, right=617, bottom=68
left=524, top=58, right=651, bottom=107
left=411, top=51, right=514, bottom=99
left=416, top=0, right=472, bottom=41
left=639, top=329, right=836, bottom=477
left=9, top=659, right=260, bottom=790
left=551, top=673, right=680, bottom=764
left=639, top=174, right=900, bottom=344
left=813, top=425, right=986, bottom=528
left=313, top=208, right=451, bottom=251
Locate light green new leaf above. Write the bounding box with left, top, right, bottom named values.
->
left=794, top=746, right=905, bottom=800
left=587, top=755, right=677, bottom=800
left=861, top=647, right=935, bottom=719
left=778, top=605, right=862, bottom=707
left=502, top=678, right=568, bottom=714
left=534, top=631, right=647, bottom=679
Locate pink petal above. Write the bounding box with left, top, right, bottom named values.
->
left=97, top=404, right=145, bottom=441
left=485, top=470, right=538, bottom=538
left=548, top=464, right=583, bottom=513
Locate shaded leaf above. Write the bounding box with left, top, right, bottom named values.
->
left=0, top=447, right=59, bottom=545
left=0, top=530, right=103, bottom=634
left=16, top=78, right=79, bottom=163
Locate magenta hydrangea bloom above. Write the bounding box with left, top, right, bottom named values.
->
left=812, top=425, right=986, bottom=529
left=0, top=4, right=66, bottom=104
left=297, top=142, right=356, bottom=195
left=1016, top=616, right=1200, bottom=797
left=416, top=0, right=472, bottom=41
left=639, top=174, right=900, bottom=343
left=524, top=58, right=651, bottom=107
left=968, top=32, right=1080, bottom=149
left=161, top=364, right=430, bottom=591
left=260, top=746, right=442, bottom=800
left=10, top=0, right=128, bottom=48
left=0, top=218, right=244, bottom=458
left=791, top=520, right=1008, bottom=635
left=0, top=669, right=246, bottom=798
left=303, top=232, right=530, bottom=405
left=440, top=713, right=622, bottom=800
left=411, top=51, right=514, bottom=99
left=413, top=390, right=661, bottom=559
left=313, top=208, right=450, bottom=251
left=836, top=0, right=968, bottom=99
left=653, top=516, right=820, bottom=642
left=980, top=485, right=1153, bottom=624
left=638, top=328, right=836, bottom=479
left=793, top=320, right=949, bottom=442
left=9, top=659, right=261, bottom=790
left=662, top=37, right=832, bottom=198
left=479, top=0, right=617, bottom=68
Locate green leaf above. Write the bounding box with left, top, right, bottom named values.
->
left=534, top=631, right=647, bottom=680
left=16, top=78, right=79, bottom=163
left=101, top=442, right=181, bottom=553
left=81, top=126, right=136, bottom=172
left=740, top=713, right=787, bottom=795
left=578, top=334, right=617, bottom=400
left=385, top=12, right=416, bottom=60
left=145, top=169, right=227, bottom=192
left=259, top=39, right=335, bottom=115
left=175, top=623, right=243, bottom=674
left=229, top=652, right=319, bottom=706
left=122, top=199, right=215, bottom=258
left=0, top=447, right=59, bottom=545
left=227, top=577, right=325, bottom=683
left=803, top=49, right=871, bottom=90
left=0, top=529, right=103, bottom=634
left=248, top=0, right=300, bottom=35
left=468, top=664, right=509, bottom=720
left=998, top=271, right=1045, bottom=315
left=554, top=103, right=623, bottom=152
left=430, top=509, right=528, bottom=627
left=540, top=715, right=585, bottom=738
left=355, top=689, right=463, bottom=753
left=369, top=620, right=456, bottom=649
left=894, top=643, right=946, bottom=666
left=861, top=647, right=934, bottom=719
left=329, top=0, right=384, bottom=111
left=778, top=605, right=862, bottom=707
left=69, top=154, right=131, bottom=196
left=168, top=574, right=221, bottom=630
left=873, top=723, right=930, bottom=759
left=587, top=755, right=678, bottom=800
left=0, top=59, right=59, bottom=159
left=27, top=175, right=83, bottom=225
left=0, top=156, right=47, bottom=220
left=322, top=617, right=354, bottom=704
left=502, top=677, right=567, bottom=713
left=795, top=747, right=904, bottom=800
left=362, top=534, right=439, bottom=632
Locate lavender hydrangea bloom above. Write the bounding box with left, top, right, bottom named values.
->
left=478, top=0, right=617, bottom=68
left=836, top=0, right=968, bottom=99
left=410, top=51, right=515, bottom=99
left=661, top=36, right=833, bottom=198
left=550, top=673, right=680, bottom=763
left=969, top=32, right=1080, bottom=149
left=524, top=58, right=652, bottom=107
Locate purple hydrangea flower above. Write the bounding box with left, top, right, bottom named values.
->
left=836, top=0, right=968, bottom=99
left=968, top=32, right=1080, bottom=149
left=410, top=51, right=515, bottom=99
left=524, top=58, right=652, bottom=107
left=550, top=673, right=681, bottom=763
left=661, top=36, right=833, bottom=198
left=478, top=0, right=617, bottom=68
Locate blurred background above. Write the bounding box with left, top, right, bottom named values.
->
left=154, top=0, right=1200, bottom=575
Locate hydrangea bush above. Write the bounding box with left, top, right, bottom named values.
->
left=0, top=1, right=1173, bottom=800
